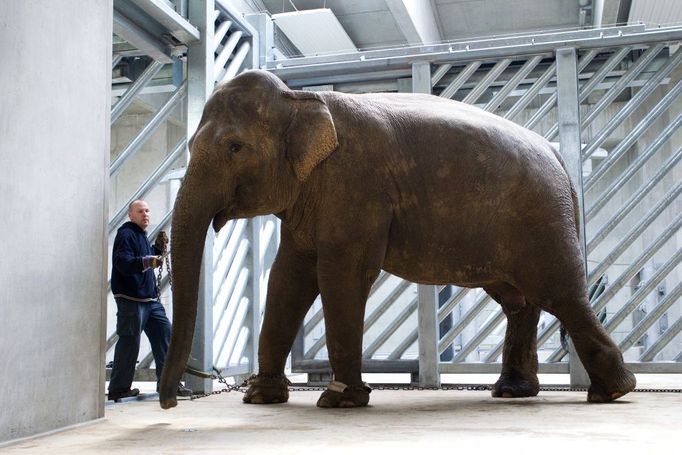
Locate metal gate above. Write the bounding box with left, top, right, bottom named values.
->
left=109, top=4, right=681, bottom=388
left=106, top=0, right=279, bottom=386
left=270, top=24, right=682, bottom=384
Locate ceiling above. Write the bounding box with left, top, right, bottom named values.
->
left=110, top=0, right=682, bottom=91
left=257, top=0, right=597, bottom=56
left=248, top=0, right=682, bottom=58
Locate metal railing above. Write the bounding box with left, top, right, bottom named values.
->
left=278, top=25, right=682, bottom=385
left=106, top=0, right=271, bottom=384
left=109, top=12, right=681, bottom=387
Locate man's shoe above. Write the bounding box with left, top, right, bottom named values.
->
left=108, top=388, right=140, bottom=402
left=177, top=384, right=193, bottom=397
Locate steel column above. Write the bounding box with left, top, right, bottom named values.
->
left=543, top=46, right=632, bottom=139
left=412, top=61, right=431, bottom=94
left=412, top=62, right=439, bottom=387
left=248, top=218, right=263, bottom=375
left=524, top=49, right=598, bottom=131
left=417, top=285, right=440, bottom=387
left=184, top=0, right=215, bottom=394
left=555, top=47, right=590, bottom=388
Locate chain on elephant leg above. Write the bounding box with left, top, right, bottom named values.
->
left=317, top=380, right=372, bottom=408
left=242, top=373, right=292, bottom=404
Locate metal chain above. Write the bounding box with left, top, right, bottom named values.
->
left=288, top=384, right=681, bottom=393
left=165, top=250, right=173, bottom=288
left=188, top=369, right=682, bottom=398
left=154, top=237, right=680, bottom=397
left=155, top=243, right=172, bottom=302
left=156, top=262, right=163, bottom=302
left=190, top=368, right=248, bottom=400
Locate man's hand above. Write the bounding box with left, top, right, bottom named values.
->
left=143, top=255, right=163, bottom=270
left=154, top=230, right=169, bottom=252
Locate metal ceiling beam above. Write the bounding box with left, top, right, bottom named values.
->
left=267, top=24, right=682, bottom=81
left=113, top=8, right=174, bottom=63
left=385, top=0, right=442, bottom=45
left=127, top=0, right=200, bottom=43
left=216, top=0, right=258, bottom=36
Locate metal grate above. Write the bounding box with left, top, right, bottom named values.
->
left=286, top=27, right=682, bottom=383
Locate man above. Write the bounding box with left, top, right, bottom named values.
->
left=108, top=199, right=192, bottom=401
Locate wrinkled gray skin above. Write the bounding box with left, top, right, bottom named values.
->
left=158, top=69, right=636, bottom=409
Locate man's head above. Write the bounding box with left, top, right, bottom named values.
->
left=128, top=200, right=151, bottom=230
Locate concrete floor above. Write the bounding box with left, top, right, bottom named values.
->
left=3, top=374, right=681, bottom=454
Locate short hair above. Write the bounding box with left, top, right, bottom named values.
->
left=128, top=200, right=145, bottom=214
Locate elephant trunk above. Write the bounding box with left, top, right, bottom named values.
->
left=158, top=173, right=214, bottom=409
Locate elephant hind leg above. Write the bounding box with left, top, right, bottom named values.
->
left=484, top=283, right=541, bottom=398
left=528, top=280, right=636, bottom=402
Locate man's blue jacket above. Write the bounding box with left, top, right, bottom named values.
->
left=111, top=221, right=161, bottom=301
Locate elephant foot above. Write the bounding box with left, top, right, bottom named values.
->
left=243, top=373, right=291, bottom=404
left=587, top=369, right=636, bottom=403
left=316, top=381, right=372, bottom=408
left=492, top=372, right=540, bottom=398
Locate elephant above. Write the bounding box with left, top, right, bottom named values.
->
left=158, top=69, right=636, bottom=409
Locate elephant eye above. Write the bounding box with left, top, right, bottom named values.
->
left=229, top=142, right=242, bottom=153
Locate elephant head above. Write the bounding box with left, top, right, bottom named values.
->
left=158, top=70, right=338, bottom=409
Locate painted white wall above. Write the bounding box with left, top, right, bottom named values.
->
left=0, top=0, right=112, bottom=443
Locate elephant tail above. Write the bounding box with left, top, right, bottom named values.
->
left=569, top=177, right=581, bottom=240
left=547, top=143, right=581, bottom=352
left=546, top=142, right=581, bottom=239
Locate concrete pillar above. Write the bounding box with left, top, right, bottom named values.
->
left=0, top=0, right=112, bottom=443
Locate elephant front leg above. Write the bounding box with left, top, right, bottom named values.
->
left=243, top=232, right=319, bottom=405
left=315, top=256, right=379, bottom=408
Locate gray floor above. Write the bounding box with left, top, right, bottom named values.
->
left=4, top=374, right=681, bottom=454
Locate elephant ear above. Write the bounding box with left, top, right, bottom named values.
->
left=283, top=90, right=338, bottom=182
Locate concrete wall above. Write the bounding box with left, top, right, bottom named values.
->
left=0, top=0, right=112, bottom=443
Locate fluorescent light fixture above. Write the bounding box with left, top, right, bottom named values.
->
left=272, top=8, right=357, bottom=57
